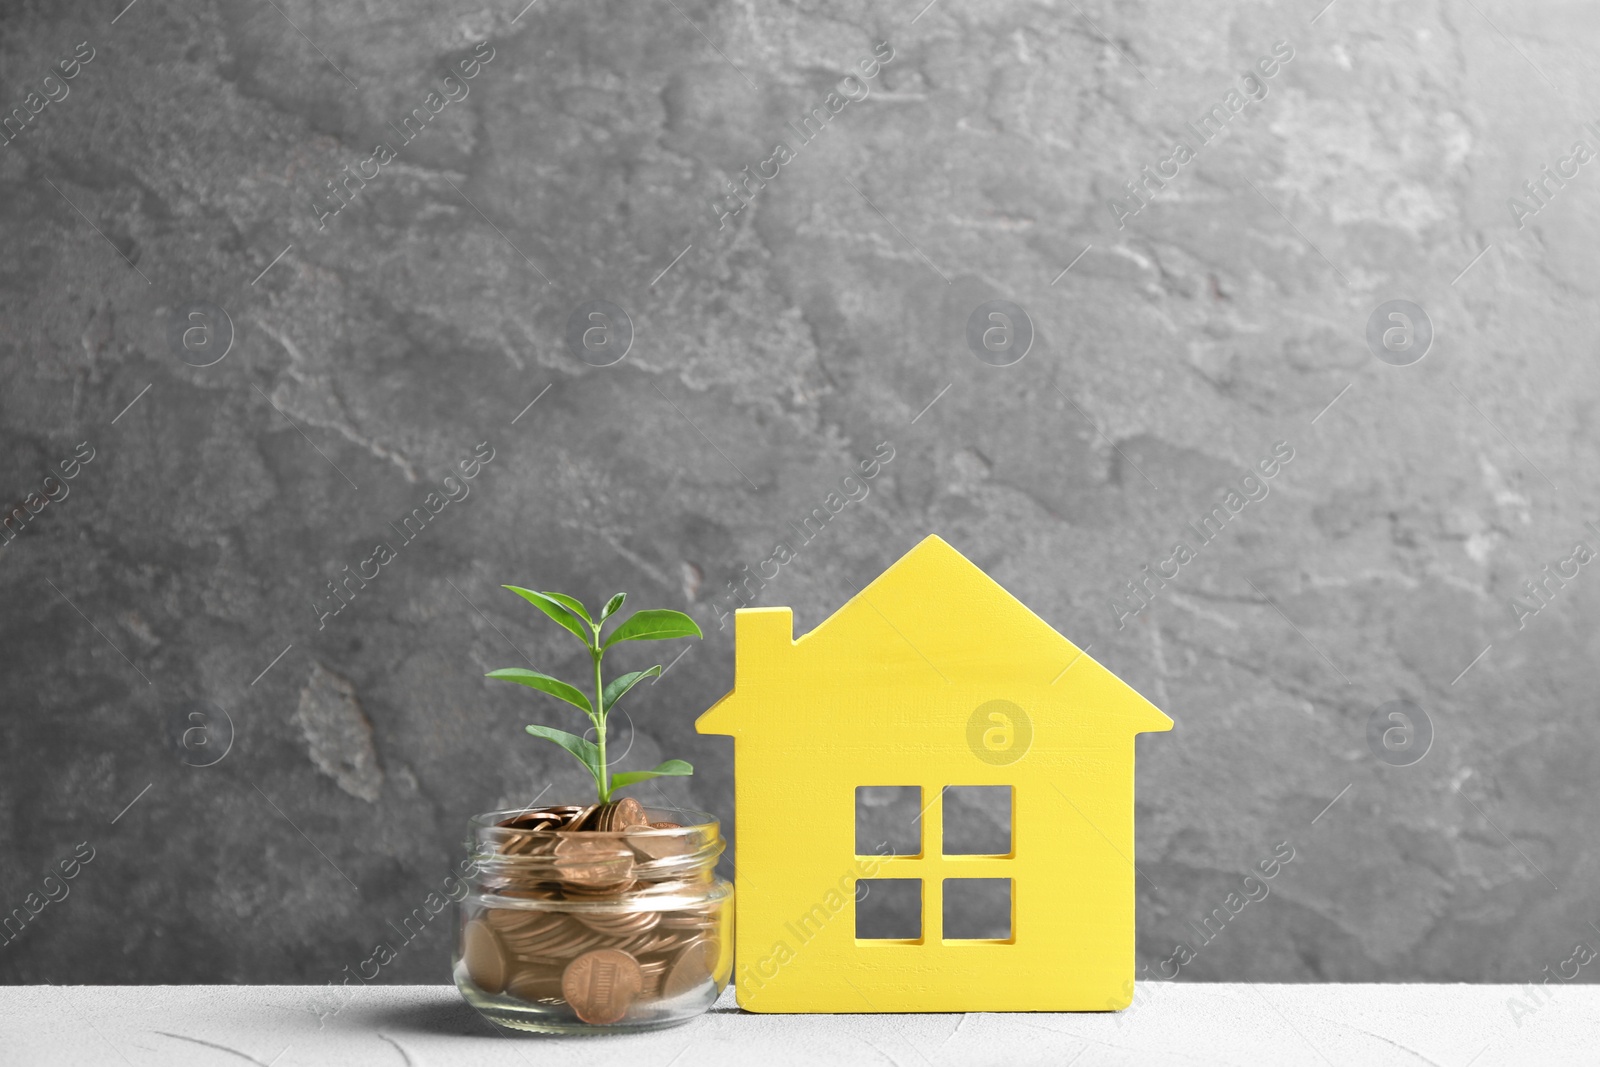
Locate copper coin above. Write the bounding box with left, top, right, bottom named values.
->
left=500, top=918, right=573, bottom=944
left=661, top=936, right=718, bottom=998
left=462, top=919, right=508, bottom=994
left=637, top=956, right=669, bottom=999
left=501, top=917, right=585, bottom=954
left=559, top=878, right=635, bottom=895
left=487, top=908, right=567, bottom=936
left=552, top=836, right=634, bottom=886
left=583, top=797, right=648, bottom=832
left=504, top=919, right=588, bottom=956
left=575, top=909, right=660, bottom=936
left=527, top=923, right=605, bottom=961
left=561, top=948, right=643, bottom=1024
left=495, top=883, right=563, bottom=900
left=498, top=807, right=570, bottom=831
left=618, top=929, right=683, bottom=956
left=648, top=821, right=682, bottom=830
left=611, top=796, right=648, bottom=829
left=505, top=964, right=564, bottom=1003
left=630, top=840, right=690, bottom=862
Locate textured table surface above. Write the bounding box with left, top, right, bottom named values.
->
left=0, top=983, right=1585, bottom=1065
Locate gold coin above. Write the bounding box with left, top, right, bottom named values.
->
left=462, top=919, right=507, bottom=994
left=562, top=948, right=643, bottom=1025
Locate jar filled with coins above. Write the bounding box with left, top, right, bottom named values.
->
left=454, top=800, right=733, bottom=1033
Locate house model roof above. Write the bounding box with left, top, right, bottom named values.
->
left=698, top=534, right=1173, bottom=739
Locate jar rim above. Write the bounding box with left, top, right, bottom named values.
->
left=468, top=804, right=719, bottom=835
left=465, top=804, right=725, bottom=898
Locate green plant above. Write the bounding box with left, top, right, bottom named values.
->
left=486, top=588, right=702, bottom=804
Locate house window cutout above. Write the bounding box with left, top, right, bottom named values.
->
left=942, top=786, right=1012, bottom=856
left=855, top=786, right=922, bottom=856
left=855, top=878, right=922, bottom=941
left=943, top=877, right=1012, bottom=941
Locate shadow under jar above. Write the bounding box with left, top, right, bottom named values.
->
left=455, top=806, right=733, bottom=1033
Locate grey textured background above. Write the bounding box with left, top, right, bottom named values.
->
left=2, top=0, right=1598, bottom=989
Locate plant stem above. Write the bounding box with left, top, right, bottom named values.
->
left=593, top=642, right=609, bottom=803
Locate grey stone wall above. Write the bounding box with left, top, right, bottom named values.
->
left=2, top=0, right=1598, bottom=987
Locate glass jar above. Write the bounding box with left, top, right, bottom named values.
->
left=454, top=805, right=733, bottom=1033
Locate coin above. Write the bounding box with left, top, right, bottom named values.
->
left=587, top=797, right=649, bottom=832
left=562, top=948, right=643, bottom=1024
left=505, top=964, right=564, bottom=1002
left=661, top=937, right=718, bottom=999
left=498, top=913, right=580, bottom=953
left=505, top=916, right=604, bottom=961
left=612, top=796, right=648, bottom=828
left=561, top=879, right=641, bottom=899
left=486, top=908, right=565, bottom=936
left=499, top=831, right=551, bottom=856
left=552, top=835, right=635, bottom=886
left=629, top=835, right=692, bottom=862
left=498, top=808, right=567, bottom=832
left=649, top=821, right=681, bottom=829
left=462, top=919, right=507, bottom=994
left=617, top=929, right=684, bottom=956
left=575, top=908, right=660, bottom=936
left=637, top=956, right=669, bottom=998
left=495, top=883, right=563, bottom=901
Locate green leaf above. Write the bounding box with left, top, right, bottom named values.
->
left=524, top=723, right=602, bottom=785
left=486, top=668, right=593, bottom=715
left=600, top=592, right=626, bottom=622
left=503, top=586, right=592, bottom=647
left=602, top=666, right=661, bottom=714
left=609, top=759, right=693, bottom=791
left=603, top=609, right=703, bottom=648
left=541, top=591, right=594, bottom=626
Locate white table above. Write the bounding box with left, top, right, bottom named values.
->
left=0, top=983, right=1582, bottom=1065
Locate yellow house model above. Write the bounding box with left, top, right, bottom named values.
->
left=697, top=535, right=1172, bottom=1013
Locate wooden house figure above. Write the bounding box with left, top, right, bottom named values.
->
left=697, top=535, right=1172, bottom=1013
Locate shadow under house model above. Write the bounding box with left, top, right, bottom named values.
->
left=697, top=535, right=1173, bottom=1013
